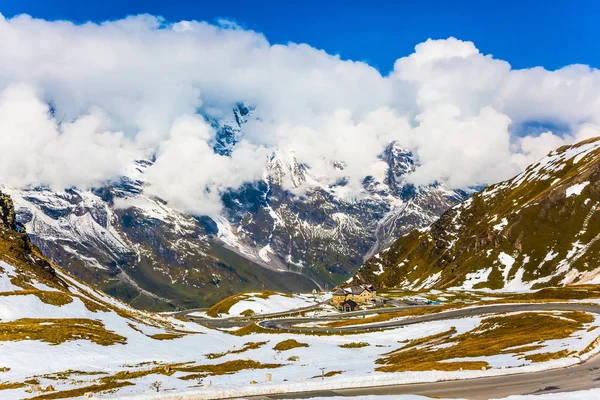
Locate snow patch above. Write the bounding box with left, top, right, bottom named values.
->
left=566, top=181, right=590, bottom=197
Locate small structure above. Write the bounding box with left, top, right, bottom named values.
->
left=339, top=299, right=358, bottom=312
left=331, top=288, right=350, bottom=307
left=331, top=285, right=376, bottom=309
left=350, top=286, right=375, bottom=303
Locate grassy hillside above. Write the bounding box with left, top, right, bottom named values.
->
left=353, top=137, right=600, bottom=291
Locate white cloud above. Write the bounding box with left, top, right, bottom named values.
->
left=143, top=115, right=267, bottom=215
left=0, top=83, right=135, bottom=190
left=0, top=15, right=599, bottom=214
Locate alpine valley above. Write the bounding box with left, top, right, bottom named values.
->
left=1, top=105, right=466, bottom=310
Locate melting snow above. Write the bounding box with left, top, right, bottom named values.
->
left=226, top=293, right=322, bottom=317
left=498, top=252, right=516, bottom=281
left=493, top=218, right=508, bottom=231
left=454, top=268, right=492, bottom=290
left=566, top=181, right=590, bottom=197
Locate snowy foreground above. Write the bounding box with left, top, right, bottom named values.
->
left=3, top=258, right=600, bottom=399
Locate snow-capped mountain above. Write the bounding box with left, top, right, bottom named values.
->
left=3, top=106, right=465, bottom=310
left=352, top=137, right=600, bottom=291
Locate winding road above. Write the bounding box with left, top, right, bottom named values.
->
left=179, top=302, right=600, bottom=399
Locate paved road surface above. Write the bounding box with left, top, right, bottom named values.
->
left=244, top=353, right=600, bottom=399
left=259, top=303, right=600, bottom=333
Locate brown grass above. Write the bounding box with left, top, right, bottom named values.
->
left=205, top=341, right=268, bottom=359
left=0, top=318, right=127, bottom=346
left=273, top=339, right=309, bottom=351
left=311, top=370, right=343, bottom=379
left=524, top=350, right=571, bottom=363
left=240, top=309, right=255, bottom=317
left=27, top=381, right=134, bottom=399
left=177, top=360, right=284, bottom=380
left=98, top=360, right=284, bottom=385
left=339, top=342, right=370, bottom=348
left=376, top=311, right=591, bottom=373
left=147, top=333, right=185, bottom=340
left=0, top=381, right=25, bottom=391
left=230, top=323, right=279, bottom=336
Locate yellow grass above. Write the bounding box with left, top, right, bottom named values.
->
left=27, top=381, right=134, bottom=399
left=273, top=339, right=309, bottom=351
left=377, top=311, right=592, bottom=373
left=0, top=318, right=127, bottom=346
left=311, top=370, right=343, bottom=379
left=0, top=382, right=25, bottom=391
left=205, top=341, right=268, bottom=359
left=339, top=342, right=370, bottom=348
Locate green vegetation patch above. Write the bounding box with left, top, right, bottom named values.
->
left=0, top=318, right=127, bottom=346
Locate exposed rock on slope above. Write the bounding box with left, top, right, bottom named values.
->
left=2, top=106, right=465, bottom=310
left=353, top=137, right=600, bottom=291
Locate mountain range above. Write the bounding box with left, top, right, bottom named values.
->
left=1, top=105, right=465, bottom=310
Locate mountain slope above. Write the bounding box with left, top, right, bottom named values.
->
left=353, top=137, right=600, bottom=291
left=2, top=106, right=465, bottom=310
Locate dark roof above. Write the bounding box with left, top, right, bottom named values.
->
left=341, top=299, right=357, bottom=308
left=333, top=288, right=348, bottom=296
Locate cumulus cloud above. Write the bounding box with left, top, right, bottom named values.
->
left=143, top=115, right=267, bottom=215
left=0, top=14, right=599, bottom=214
left=0, top=83, right=135, bottom=190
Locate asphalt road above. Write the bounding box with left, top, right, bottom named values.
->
left=179, top=303, right=426, bottom=330
left=259, top=303, right=600, bottom=332
left=179, top=302, right=600, bottom=399
left=244, top=354, right=600, bottom=399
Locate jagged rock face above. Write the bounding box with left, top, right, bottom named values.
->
left=353, top=137, right=600, bottom=292
left=3, top=106, right=464, bottom=310
left=0, top=192, right=18, bottom=230
left=0, top=191, right=58, bottom=282
left=210, top=103, right=253, bottom=156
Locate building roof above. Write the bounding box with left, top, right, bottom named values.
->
left=351, top=285, right=371, bottom=295
left=332, top=288, right=348, bottom=296
left=340, top=299, right=357, bottom=308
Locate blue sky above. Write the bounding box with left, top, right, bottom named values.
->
left=0, top=0, right=597, bottom=73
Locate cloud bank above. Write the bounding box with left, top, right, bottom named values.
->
left=0, top=14, right=599, bottom=214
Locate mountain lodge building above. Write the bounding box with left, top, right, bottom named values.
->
left=331, top=285, right=376, bottom=310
